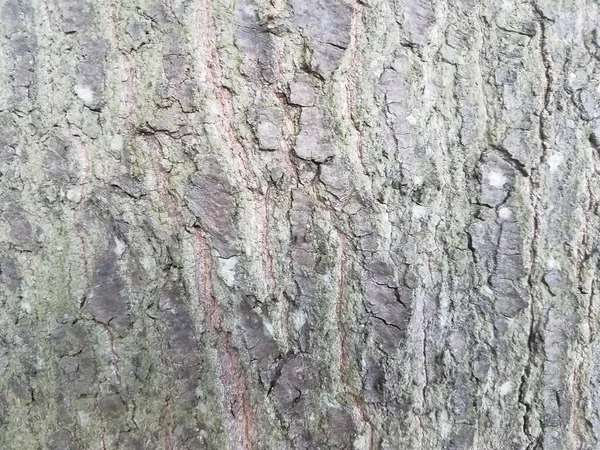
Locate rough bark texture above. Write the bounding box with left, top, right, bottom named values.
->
left=1, top=0, right=599, bottom=448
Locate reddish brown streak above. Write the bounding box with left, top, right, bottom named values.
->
left=195, top=231, right=255, bottom=449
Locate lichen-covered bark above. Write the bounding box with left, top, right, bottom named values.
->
left=0, top=0, right=599, bottom=449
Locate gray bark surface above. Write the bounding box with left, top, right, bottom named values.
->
left=0, top=0, right=599, bottom=449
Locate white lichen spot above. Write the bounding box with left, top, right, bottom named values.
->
left=498, top=207, right=512, bottom=220
left=406, top=114, right=417, bottom=125
left=113, top=236, right=126, bottom=257
left=480, top=285, right=494, bottom=298
left=292, top=310, right=307, bottom=331
left=413, top=175, right=423, bottom=186
left=74, top=85, right=95, bottom=104
left=343, top=201, right=362, bottom=215
left=66, top=188, right=80, bottom=203
left=499, top=381, right=512, bottom=396
left=242, top=3, right=256, bottom=15
left=263, top=319, right=275, bottom=338
left=412, top=204, right=427, bottom=219
left=110, top=135, right=124, bottom=152
left=547, top=153, right=564, bottom=172
left=77, top=411, right=90, bottom=426
left=547, top=257, right=561, bottom=270
left=487, top=170, right=507, bottom=188
left=439, top=419, right=453, bottom=438
left=218, top=256, right=237, bottom=287
left=140, top=255, right=156, bottom=273
left=20, top=301, right=31, bottom=313
left=353, top=434, right=370, bottom=450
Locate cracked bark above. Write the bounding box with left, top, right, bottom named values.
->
left=0, top=0, right=600, bottom=449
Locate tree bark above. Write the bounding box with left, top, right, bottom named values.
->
left=1, top=0, right=599, bottom=448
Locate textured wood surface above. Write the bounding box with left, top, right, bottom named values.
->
left=0, top=0, right=599, bottom=448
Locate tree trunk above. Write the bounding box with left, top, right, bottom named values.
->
left=1, top=0, right=599, bottom=448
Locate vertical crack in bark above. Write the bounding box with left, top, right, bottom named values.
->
left=144, top=134, right=186, bottom=230
left=335, top=230, right=349, bottom=377
left=154, top=292, right=177, bottom=447
left=196, top=0, right=257, bottom=193
left=587, top=280, right=596, bottom=345
left=270, top=34, right=301, bottom=185
left=277, top=95, right=302, bottom=184
left=570, top=365, right=584, bottom=448
left=41, top=0, right=55, bottom=34
left=222, top=333, right=253, bottom=450
left=158, top=395, right=174, bottom=449
left=195, top=231, right=254, bottom=450
left=532, top=1, right=553, bottom=165
left=570, top=174, right=597, bottom=447
left=262, top=185, right=275, bottom=297
left=73, top=136, right=92, bottom=281
left=345, top=1, right=368, bottom=176
left=419, top=298, right=430, bottom=449
left=330, top=6, right=377, bottom=443
left=100, top=429, right=107, bottom=450
left=522, top=185, right=541, bottom=450
left=521, top=3, right=555, bottom=446
left=351, top=392, right=376, bottom=450
left=333, top=230, right=374, bottom=449
left=103, top=323, right=121, bottom=383
left=215, top=85, right=257, bottom=192
left=107, top=0, right=136, bottom=131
